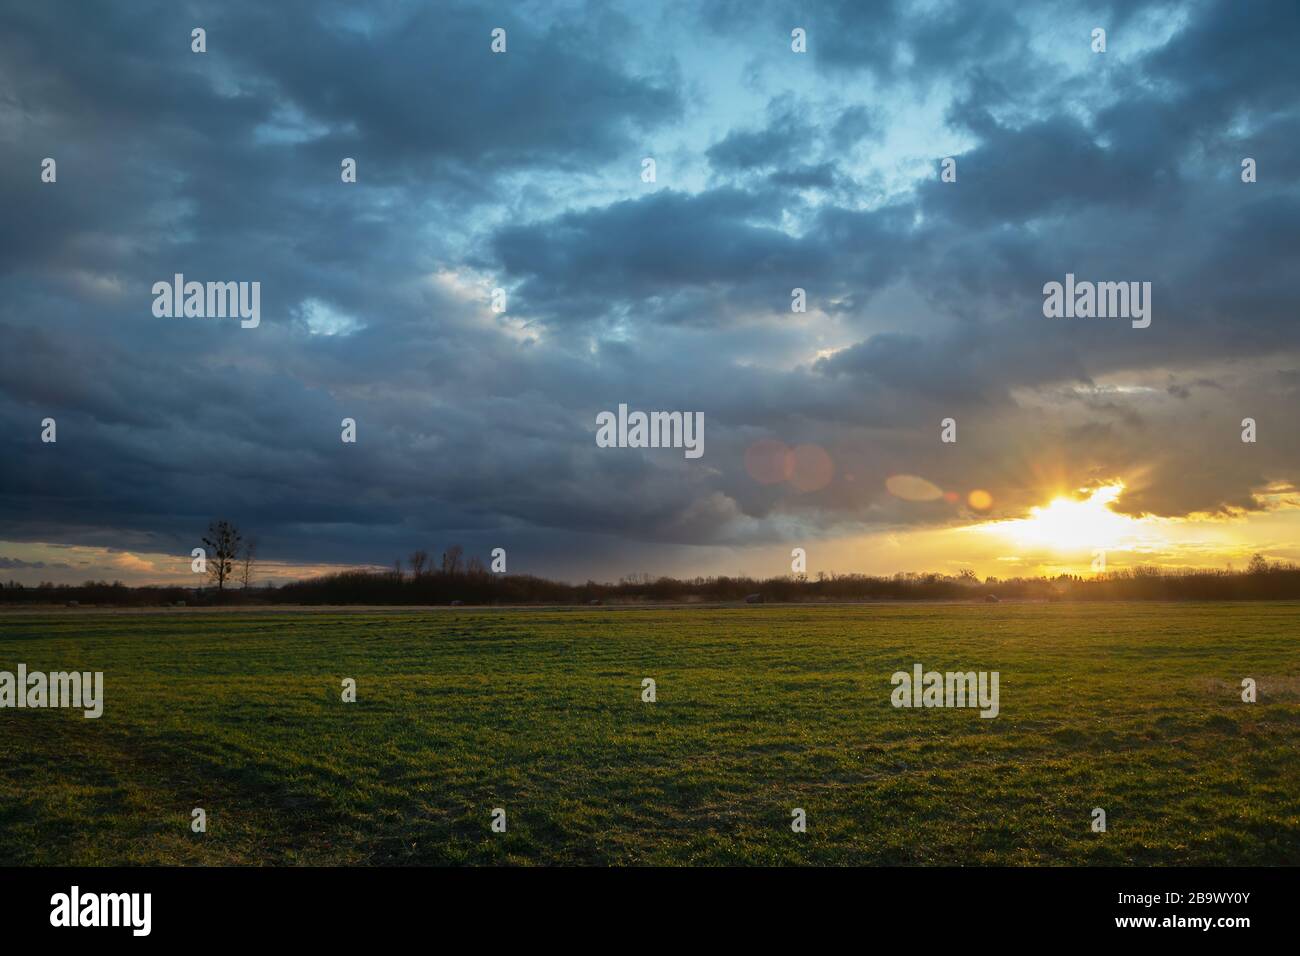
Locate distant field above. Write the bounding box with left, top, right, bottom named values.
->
left=1, top=603, right=1297, bottom=865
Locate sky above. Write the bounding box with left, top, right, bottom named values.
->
left=1, top=0, right=1298, bottom=587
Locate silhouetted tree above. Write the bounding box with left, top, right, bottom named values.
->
left=440, top=545, right=464, bottom=575
left=202, top=520, right=242, bottom=591
left=409, top=550, right=429, bottom=577
left=239, top=539, right=258, bottom=589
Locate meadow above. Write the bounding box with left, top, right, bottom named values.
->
left=0, top=602, right=1297, bottom=865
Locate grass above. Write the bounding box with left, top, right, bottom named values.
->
left=0, top=602, right=1297, bottom=865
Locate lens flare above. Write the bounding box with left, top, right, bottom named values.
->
left=744, top=439, right=792, bottom=485
left=886, top=475, right=945, bottom=502
left=789, top=444, right=834, bottom=492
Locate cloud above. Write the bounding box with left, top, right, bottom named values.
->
left=0, top=557, right=69, bottom=570
left=0, top=0, right=1297, bottom=581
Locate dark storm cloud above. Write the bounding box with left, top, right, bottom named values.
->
left=829, top=105, right=878, bottom=148
left=699, top=0, right=1166, bottom=81
left=767, top=163, right=838, bottom=189
left=916, top=113, right=1167, bottom=227
left=706, top=98, right=857, bottom=191
left=0, top=0, right=684, bottom=570
left=0, top=1, right=680, bottom=172
left=494, top=187, right=918, bottom=326
left=0, top=0, right=1298, bottom=580
left=706, top=98, right=814, bottom=171
left=0, top=557, right=68, bottom=570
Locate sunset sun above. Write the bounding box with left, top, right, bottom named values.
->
left=971, top=483, right=1149, bottom=554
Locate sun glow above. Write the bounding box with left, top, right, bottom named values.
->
left=971, top=483, right=1146, bottom=552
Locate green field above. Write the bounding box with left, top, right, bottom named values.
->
left=1, top=603, right=1297, bottom=865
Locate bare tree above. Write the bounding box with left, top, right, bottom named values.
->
left=408, top=550, right=428, bottom=577
left=440, top=544, right=464, bottom=575
left=201, top=519, right=243, bottom=591
left=239, top=539, right=258, bottom=589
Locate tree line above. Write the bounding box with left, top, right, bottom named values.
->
left=7, top=542, right=1300, bottom=606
